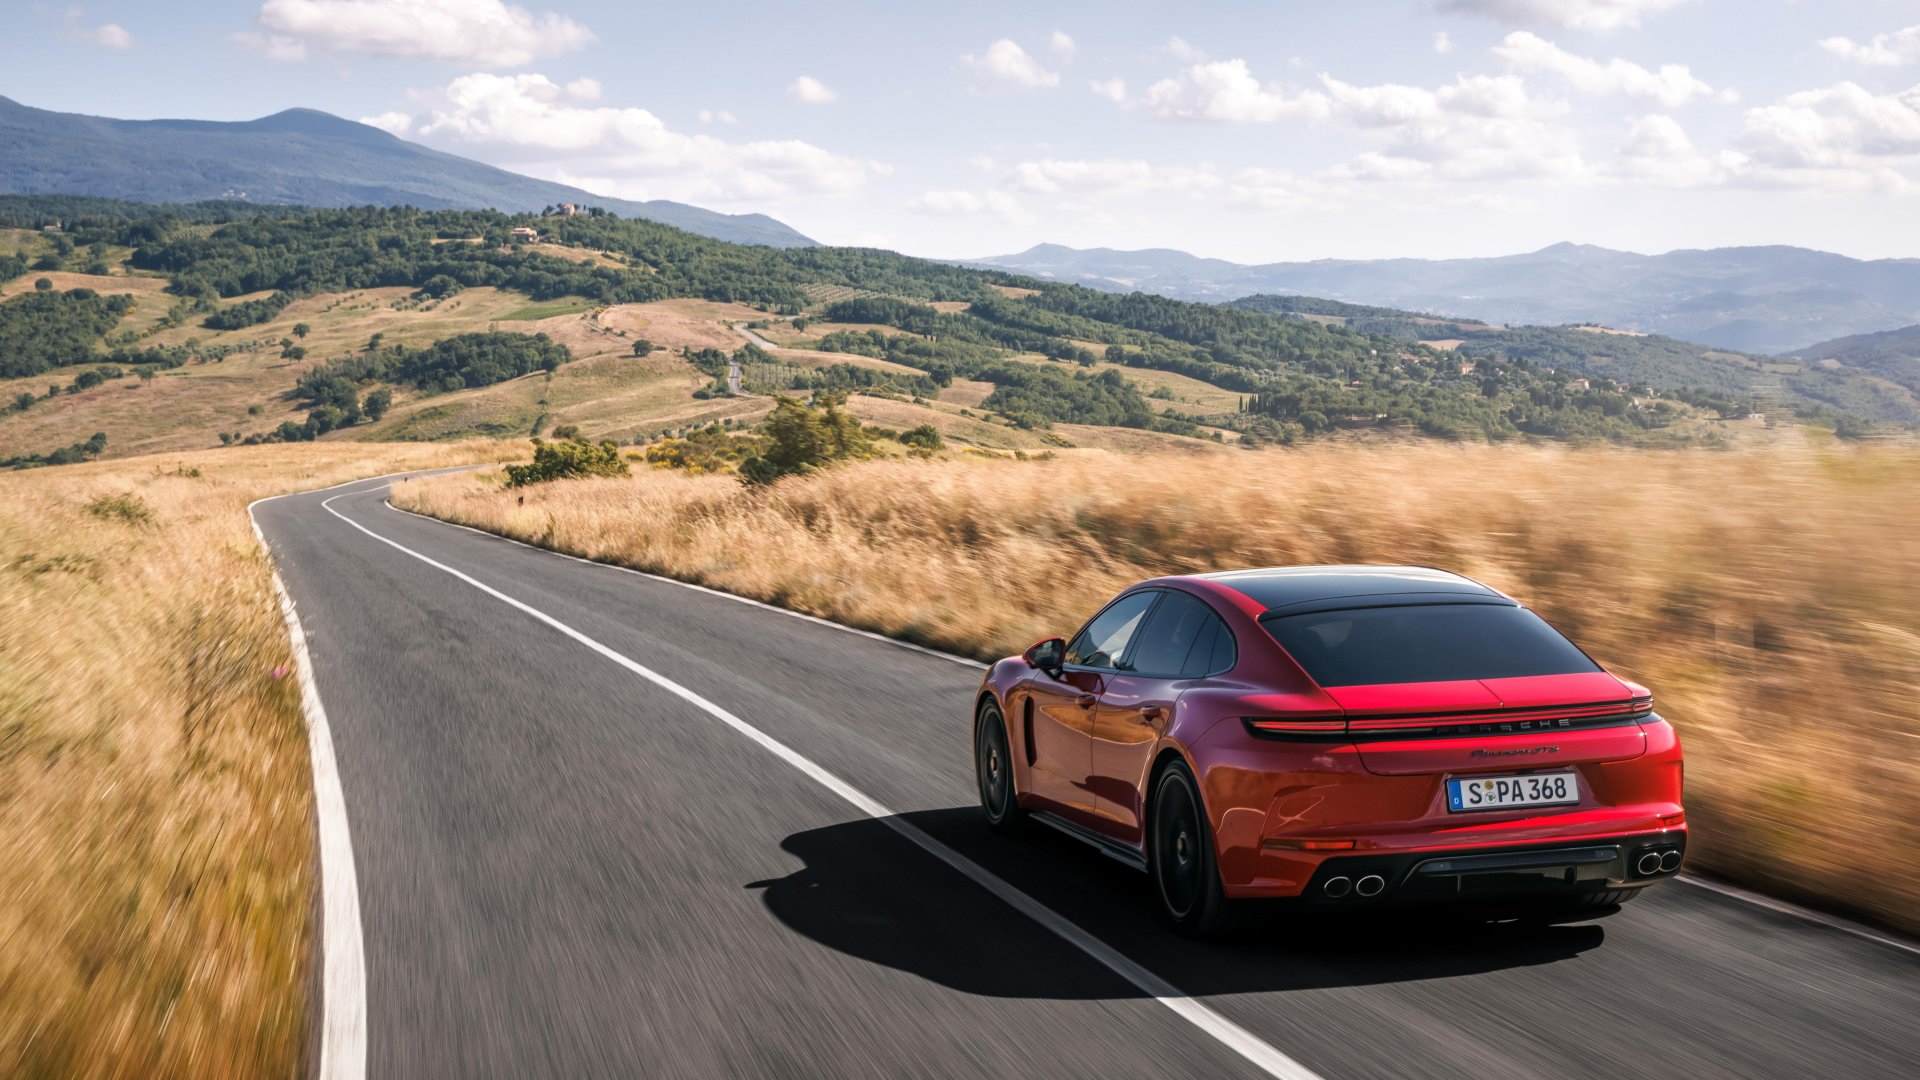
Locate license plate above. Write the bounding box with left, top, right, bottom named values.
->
left=1446, top=771, right=1578, bottom=813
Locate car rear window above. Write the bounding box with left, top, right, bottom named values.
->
left=1259, top=603, right=1600, bottom=687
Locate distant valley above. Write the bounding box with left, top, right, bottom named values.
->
left=970, top=242, right=1920, bottom=356
left=0, top=95, right=813, bottom=248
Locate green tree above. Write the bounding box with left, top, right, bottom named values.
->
left=738, top=395, right=873, bottom=485
left=293, top=322, right=311, bottom=338
left=362, top=387, right=392, bottom=421
left=631, top=338, right=655, bottom=357
left=504, top=438, right=631, bottom=486
left=33, top=277, right=52, bottom=291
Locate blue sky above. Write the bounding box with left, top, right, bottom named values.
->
left=14, top=1, right=1920, bottom=260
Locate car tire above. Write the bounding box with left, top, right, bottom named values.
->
left=976, top=698, right=1024, bottom=833
left=1150, top=761, right=1232, bottom=937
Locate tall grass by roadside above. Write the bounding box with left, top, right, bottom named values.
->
left=395, top=440, right=1920, bottom=936
left=1, top=441, right=515, bottom=1078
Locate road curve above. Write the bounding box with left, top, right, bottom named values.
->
left=254, top=473, right=1920, bottom=1080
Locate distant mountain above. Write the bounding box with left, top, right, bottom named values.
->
left=971, top=241, right=1920, bottom=355
left=0, top=95, right=813, bottom=248
left=1784, top=324, right=1920, bottom=397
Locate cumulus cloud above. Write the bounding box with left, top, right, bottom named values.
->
left=1142, top=59, right=1331, bottom=122
left=1741, top=81, right=1920, bottom=169
left=1433, top=31, right=1454, bottom=54
left=233, top=30, right=308, bottom=61
left=1318, top=73, right=1586, bottom=181
left=253, top=0, right=592, bottom=67
left=406, top=72, right=879, bottom=204
left=1821, top=26, right=1920, bottom=68
left=1049, top=31, right=1076, bottom=61
left=1166, top=37, right=1206, bottom=62
left=964, top=39, right=1060, bottom=88
left=1494, top=31, right=1732, bottom=106
left=563, top=77, right=601, bottom=102
left=787, top=75, right=837, bottom=104
left=359, top=110, right=413, bottom=136
left=1089, top=77, right=1127, bottom=104
left=698, top=109, right=739, bottom=125
left=1439, top=0, right=1688, bottom=31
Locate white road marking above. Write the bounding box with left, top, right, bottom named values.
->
left=1676, top=875, right=1920, bottom=959
left=251, top=482, right=384, bottom=1080
left=319, top=490, right=1320, bottom=1080
left=382, top=498, right=987, bottom=670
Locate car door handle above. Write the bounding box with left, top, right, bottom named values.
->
left=1137, top=706, right=1165, bottom=723
left=1075, top=694, right=1096, bottom=709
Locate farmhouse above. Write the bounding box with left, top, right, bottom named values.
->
left=510, top=226, right=540, bottom=241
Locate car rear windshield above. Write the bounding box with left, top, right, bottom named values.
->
left=1259, top=603, right=1600, bottom=687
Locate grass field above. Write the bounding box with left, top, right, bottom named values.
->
left=0, top=440, right=518, bottom=1078
left=393, top=439, right=1920, bottom=936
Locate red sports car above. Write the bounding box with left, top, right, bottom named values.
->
left=973, top=566, right=1686, bottom=935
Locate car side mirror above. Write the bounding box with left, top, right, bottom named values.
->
left=1023, top=637, right=1067, bottom=678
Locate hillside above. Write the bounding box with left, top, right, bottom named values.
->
left=971, top=241, right=1920, bottom=355
left=1784, top=324, right=1920, bottom=397
left=0, top=96, right=812, bottom=248
left=1231, top=295, right=1920, bottom=428
left=2, top=195, right=1904, bottom=466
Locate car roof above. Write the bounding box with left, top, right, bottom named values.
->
left=1189, top=565, right=1508, bottom=615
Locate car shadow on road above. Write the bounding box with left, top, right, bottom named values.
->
left=746, top=807, right=1606, bottom=1000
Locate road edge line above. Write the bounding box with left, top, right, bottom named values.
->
left=322, top=490, right=1319, bottom=1080
left=1675, top=874, right=1920, bottom=959
left=250, top=481, right=390, bottom=1080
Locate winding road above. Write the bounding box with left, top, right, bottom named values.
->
left=253, top=473, right=1920, bottom=1080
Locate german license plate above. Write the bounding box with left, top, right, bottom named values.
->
left=1446, top=771, right=1578, bottom=813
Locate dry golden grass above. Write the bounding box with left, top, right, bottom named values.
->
left=395, top=440, right=1920, bottom=934
left=0, top=439, right=518, bottom=1078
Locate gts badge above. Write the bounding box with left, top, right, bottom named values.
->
left=1471, top=745, right=1561, bottom=758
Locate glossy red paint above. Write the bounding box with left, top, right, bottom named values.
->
left=974, top=566, right=1687, bottom=916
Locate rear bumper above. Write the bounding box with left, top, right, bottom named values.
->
left=1285, top=830, right=1687, bottom=907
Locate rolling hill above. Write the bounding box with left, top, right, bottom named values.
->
left=0, top=95, right=813, bottom=248
left=1783, top=324, right=1920, bottom=397
left=971, top=241, right=1920, bottom=355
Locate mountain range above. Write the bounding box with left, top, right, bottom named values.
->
left=970, top=242, right=1920, bottom=355
left=0, top=95, right=813, bottom=248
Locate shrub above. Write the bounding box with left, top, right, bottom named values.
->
left=11, top=392, right=32, bottom=412
left=899, top=424, right=944, bottom=452
left=631, top=339, right=655, bottom=357
left=551, top=424, right=581, bottom=440
left=34, top=277, right=52, bottom=291
left=362, top=388, right=392, bottom=421
left=504, top=438, right=631, bottom=487
left=739, top=394, right=873, bottom=486
left=85, top=492, right=153, bottom=525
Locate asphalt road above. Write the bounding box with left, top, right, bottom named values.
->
left=255, top=474, right=1920, bottom=1080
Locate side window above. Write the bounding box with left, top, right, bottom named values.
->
left=1131, top=591, right=1231, bottom=678
left=1065, top=591, right=1159, bottom=670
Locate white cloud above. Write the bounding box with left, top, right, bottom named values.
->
left=1049, top=31, right=1076, bottom=61
left=254, top=0, right=592, bottom=67
left=1433, top=31, right=1454, bottom=54
left=909, top=189, right=1028, bottom=222
left=1009, top=159, right=1221, bottom=195
left=1615, top=113, right=1736, bottom=184
left=788, top=75, right=837, bottom=104
left=410, top=72, right=879, bottom=204
left=1089, top=77, right=1127, bottom=104
left=360, top=110, right=413, bottom=136
left=1142, top=59, right=1331, bottom=122
left=563, top=77, right=601, bottom=102
left=1614, top=110, right=1911, bottom=193
left=1325, top=152, right=1436, bottom=182
left=1319, top=73, right=1586, bottom=181
left=1440, top=0, right=1688, bottom=31
left=964, top=39, right=1060, bottom=88
left=698, top=109, right=739, bottom=125
left=92, top=22, right=133, bottom=49
left=1742, top=81, right=1920, bottom=168
left=1821, top=26, right=1920, bottom=68
left=1494, top=31, right=1731, bottom=106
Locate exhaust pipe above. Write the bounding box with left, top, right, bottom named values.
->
left=1659, top=850, right=1682, bottom=873
left=1355, top=874, right=1386, bottom=898
left=1637, top=852, right=1664, bottom=876
left=1323, top=876, right=1353, bottom=899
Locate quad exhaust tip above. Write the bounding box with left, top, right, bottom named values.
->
left=1637, top=852, right=1664, bottom=875
left=1323, top=875, right=1353, bottom=898
left=1659, top=850, right=1682, bottom=873
left=1355, top=874, right=1386, bottom=898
